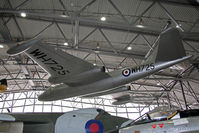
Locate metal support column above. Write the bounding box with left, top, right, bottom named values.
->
left=188, top=18, right=199, bottom=32
left=186, top=81, right=199, bottom=103
left=167, top=92, right=172, bottom=109
left=55, top=22, right=69, bottom=43
left=33, top=22, right=54, bottom=38
left=99, top=28, right=118, bottom=53
left=183, top=41, right=199, bottom=54
left=121, top=34, right=139, bottom=52
left=78, top=0, right=97, bottom=15
left=79, top=28, right=98, bottom=44
left=15, top=0, right=32, bottom=9
left=158, top=2, right=184, bottom=31
left=59, top=0, right=70, bottom=16
left=131, top=1, right=156, bottom=25
left=179, top=80, right=188, bottom=110
left=74, top=18, right=79, bottom=48
left=108, top=0, right=129, bottom=24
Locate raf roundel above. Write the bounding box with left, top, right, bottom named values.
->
left=122, top=68, right=131, bottom=77
left=85, top=119, right=104, bottom=133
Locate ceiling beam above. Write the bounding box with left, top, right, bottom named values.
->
left=143, top=0, right=199, bottom=7
left=1, top=10, right=199, bottom=42
left=47, top=43, right=145, bottom=59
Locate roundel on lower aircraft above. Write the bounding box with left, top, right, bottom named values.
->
left=85, top=119, right=104, bottom=133
left=122, top=68, right=131, bottom=77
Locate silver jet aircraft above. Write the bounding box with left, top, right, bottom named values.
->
left=7, top=28, right=192, bottom=102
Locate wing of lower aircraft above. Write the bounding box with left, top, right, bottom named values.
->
left=0, top=108, right=129, bottom=133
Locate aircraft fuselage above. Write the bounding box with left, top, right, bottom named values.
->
left=39, top=56, right=191, bottom=101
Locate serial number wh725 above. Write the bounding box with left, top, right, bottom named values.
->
left=29, top=49, right=70, bottom=75
left=122, top=63, right=155, bottom=77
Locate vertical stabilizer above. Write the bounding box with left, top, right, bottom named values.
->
left=144, top=28, right=186, bottom=64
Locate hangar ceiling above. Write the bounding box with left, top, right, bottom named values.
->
left=0, top=0, right=199, bottom=119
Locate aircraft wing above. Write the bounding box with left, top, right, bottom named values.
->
left=0, top=108, right=130, bottom=133
left=0, top=113, right=62, bottom=133
left=7, top=41, right=109, bottom=85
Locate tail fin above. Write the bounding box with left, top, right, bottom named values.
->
left=144, top=28, right=186, bottom=64
left=0, top=79, right=7, bottom=92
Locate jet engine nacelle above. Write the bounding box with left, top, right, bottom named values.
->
left=83, top=86, right=131, bottom=98
left=48, top=66, right=106, bottom=85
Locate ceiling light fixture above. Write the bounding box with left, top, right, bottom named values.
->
left=0, top=45, right=4, bottom=48
left=93, top=63, right=96, bottom=66
left=60, top=12, right=68, bottom=18
left=136, top=24, right=144, bottom=28
left=20, top=12, right=27, bottom=17
left=139, top=18, right=144, bottom=25
left=100, top=16, right=106, bottom=21
left=127, top=46, right=132, bottom=50
left=136, top=18, right=144, bottom=28
left=157, top=83, right=161, bottom=86
left=96, top=43, right=100, bottom=49
left=176, top=24, right=182, bottom=28
left=60, top=14, right=68, bottom=18
left=64, top=42, right=68, bottom=46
